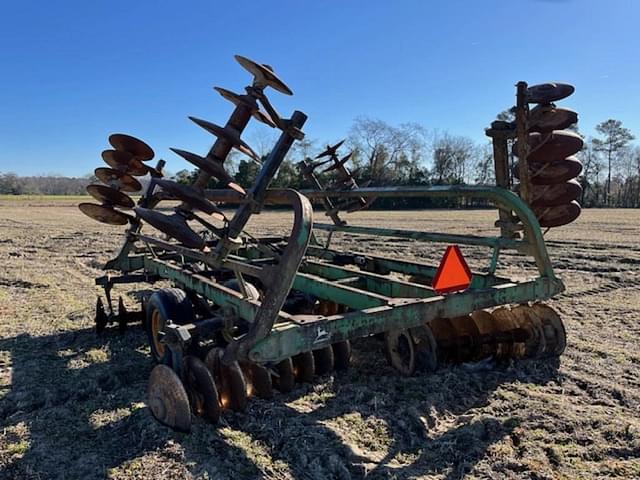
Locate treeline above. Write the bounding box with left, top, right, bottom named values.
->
left=0, top=173, right=92, bottom=195
left=3, top=116, right=639, bottom=208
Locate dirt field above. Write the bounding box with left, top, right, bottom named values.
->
left=1, top=200, right=639, bottom=479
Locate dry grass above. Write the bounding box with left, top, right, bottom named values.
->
left=1, top=200, right=639, bottom=479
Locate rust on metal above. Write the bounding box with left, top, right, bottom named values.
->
left=155, top=179, right=225, bottom=219
left=86, top=184, right=135, bottom=209
left=526, top=82, right=575, bottom=104
left=109, top=133, right=155, bottom=161
left=134, top=208, right=205, bottom=249
left=527, top=179, right=582, bottom=208
left=534, top=200, right=581, bottom=228
left=234, top=55, right=293, bottom=95
left=79, top=202, right=131, bottom=225
left=514, top=131, right=584, bottom=163
left=514, top=156, right=583, bottom=185
left=189, top=117, right=261, bottom=163
left=148, top=364, right=191, bottom=432
left=94, top=167, right=142, bottom=192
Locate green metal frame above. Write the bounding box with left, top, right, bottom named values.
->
left=100, top=185, right=564, bottom=365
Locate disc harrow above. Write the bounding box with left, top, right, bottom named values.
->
left=80, top=60, right=573, bottom=431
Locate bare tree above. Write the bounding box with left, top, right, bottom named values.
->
left=431, top=133, right=476, bottom=184
left=592, top=119, right=634, bottom=204
left=349, top=117, right=428, bottom=184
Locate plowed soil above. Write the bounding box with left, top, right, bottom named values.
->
left=1, top=200, right=639, bottom=479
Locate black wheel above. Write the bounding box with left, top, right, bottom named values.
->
left=292, top=351, right=315, bottom=383
left=332, top=341, right=352, bottom=371
left=313, top=346, right=335, bottom=375
left=205, top=348, right=248, bottom=412
left=145, top=288, right=195, bottom=365
left=272, top=358, right=295, bottom=393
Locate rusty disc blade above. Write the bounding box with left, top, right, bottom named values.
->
left=529, top=105, right=578, bottom=133
left=78, top=202, right=131, bottom=225
left=86, top=184, right=135, bottom=209
left=514, top=156, right=582, bottom=185
left=102, top=149, right=133, bottom=168
left=534, top=200, right=581, bottom=228
left=214, top=86, right=277, bottom=128
left=148, top=364, right=191, bottom=432
left=323, top=152, right=353, bottom=173
left=514, top=131, right=584, bottom=163
left=182, top=355, right=220, bottom=423
left=170, top=148, right=245, bottom=195
left=526, top=82, right=575, bottom=104
left=292, top=351, right=315, bottom=383
left=155, top=179, right=224, bottom=219
left=94, top=167, right=142, bottom=192
left=204, top=347, right=248, bottom=412
left=530, top=303, right=567, bottom=356
left=240, top=361, right=273, bottom=399
left=125, top=158, right=151, bottom=176
left=109, top=133, right=154, bottom=161
left=234, top=55, right=293, bottom=95
left=529, top=179, right=582, bottom=207
left=135, top=208, right=205, bottom=249
left=470, top=310, right=501, bottom=358
left=509, top=305, right=546, bottom=358
left=490, top=307, right=525, bottom=359
left=102, top=149, right=149, bottom=176
left=315, top=140, right=346, bottom=159
left=189, top=117, right=261, bottom=162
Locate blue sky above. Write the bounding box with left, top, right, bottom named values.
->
left=0, top=0, right=638, bottom=176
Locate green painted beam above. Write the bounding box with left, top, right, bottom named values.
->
left=249, top=275, right=565, bottom=363
left=312, top=222, right=523, bottom=250
left=300, top=260, right=436, bottom=299
left=292, top=272, right=389, bottom=309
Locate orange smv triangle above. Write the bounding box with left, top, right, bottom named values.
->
left=432, top=245, right=472, bottom=294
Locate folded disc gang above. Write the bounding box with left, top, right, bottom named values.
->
left=315, top=140, right=345, bottom=159
left=234, top=55, right=293, bottom=95
left=135, top=207, right=205, bottom=249
left=86, top=184, right=135, bottom=209
left=94, top=167, right=142, bottom=192
left=528, top=179, right=582, bottom=208
left=102, top=149, right=134, bottom=168
left=155, top=179, right=225, bottom=219
left=534, top=200, right=582, bottom=228
left=513, top=157, right=583, bottom=185
left=170, top=148, right=246, bottom=195
left=528, top=105, right=578, bottom=133
left=78, top=203, right=131, bottom=225
left=214, top=87, right=276, bottom=127
left=109, top=133, right=155, bottom=161
left=189, top=117, right=261, bottom=162
left=513, top=131, right=584, bottom=163
left=526, top=82, right=575, bottom=104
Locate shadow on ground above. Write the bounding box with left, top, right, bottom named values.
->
left=0, top=325, right=561, bottom=479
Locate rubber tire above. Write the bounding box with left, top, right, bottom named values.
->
left=145, top=288, right=195, bottom=365
left=313, top=346, right=335, bottom=376
left=332, top=341, right=352, bottom=371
